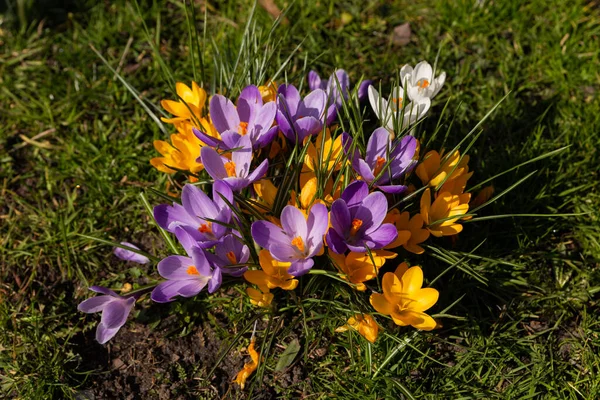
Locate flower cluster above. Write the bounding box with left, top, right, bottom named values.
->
left=79, top=62, right=496, bottom=386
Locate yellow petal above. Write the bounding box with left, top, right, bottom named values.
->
left=370, top=293, right=394, bottom=315
left=381, top=272, right=403, bottom=303
left=400, top=266, right=423, bottom=294
left=393, top=310, right=437, bottom=331
left=410, top=288, right=439, bottom=312
left=420, top=188, right=431, bottom=224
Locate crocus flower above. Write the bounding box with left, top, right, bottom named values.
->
left=193, top=85, right=278, bottom=150
left=258, top=81, right=278, bottom=103
left=200, top=135, right=269, bottom=191
left=151, top=228, right=221, bottom=303
left=77, top=286, right=136, bottom=344
left=246, top=287, right=274, bottom=307
left=161, top=81, right=207, bottom=124
left=343, top=128, right=417, bottom=193
left=151, top=120, right=219, bottom=180
left=244, top=249, right=298, bottom=291
left=208, top=234, right=250, bottom=277
left=233, top=337, right=260, bottom=389
left=416, top=150, right=470, bottom=189
left=302, top=128, right=344, bottom=184
left=326, top=181, right=398, bottom=254
left=251, top=203, right=328, bottom=276
left=400, top=61, right=446, bottom=102
left=329, top=250, right=379, bottom=291
left=276, top=84, right=327, bottom=143
left=420, top=188, right=470, bottom=237
left=154, top=181, right=234, bottom=247
left=370, top=263, right=439, bottom=330
left=113, top=242, right=150, bottom=264
left=308, top=69, right=372, bottom=124
left=368, top=85, right=430, bottom=132
left=383, top=209, right=430, bottom=254
left=335, top=314, right=380, bottom=343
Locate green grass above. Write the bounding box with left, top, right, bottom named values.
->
left=1, top=0, right=599, bottom=398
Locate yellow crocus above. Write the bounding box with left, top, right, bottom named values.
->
left=244, top=250, right=298, bottom=291
left=246, top=287, right=274, bottom=307
left=420, top=188, right=470, bottom=237
left=329, top=251, right=377, bottom=291
left=253, top=179, right=279, bottom=210
left=150, top=121, right=204, bottom=178
left=258, top=81, right=278, bottom=103
left=416, top=150, right=470, bottom=189
left=233, top=337, right=260, bottom=389
left=303, top=128, right=344, bottom=175
left=383, top=209, right=430, bottom=254
left=335, top=314, right=380, bottom=343
left=161, top=81, right=207, bottom=124
left=370, top=263, right=439, bottom=330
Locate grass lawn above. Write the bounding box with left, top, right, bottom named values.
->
left=1, top=0, right=599, bottom=398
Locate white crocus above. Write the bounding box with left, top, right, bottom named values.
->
left=400, top=61, right=446, bottom=102
left=368, top=85, right=430, bottom=133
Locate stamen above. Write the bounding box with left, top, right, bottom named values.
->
left=224, top=161, right=237, bottom=177
left=226, top=251, right=237, bottom=264
left=417, top=79, right=430, bottom=89
left=238, top=121, right=249, bottom=135
left=350, top=219, right=363, bottom=236
left=391, top=97, right=403, bottom=110
left=373, top=156, right=387, bottom=177
left=291, top=236, right=305, bottom=252
left=198, top=221, right=213, bottom=234
left=186, top=266, right=200, bottom=275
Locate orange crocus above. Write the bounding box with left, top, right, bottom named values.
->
left=233, top=337, right=261, bottom=389
left=420, top=188, right=470, bottom=237
left=335, top=314, right=380, bottom=343
left=383, top=209, right=430, bottom=254
left=370, top=263, right=439, bottom=330
left=161, top=81, right=207, bottom=124
left=416, top=150, right=470, bottom=189
left=243, top=250, right=298, bottom=291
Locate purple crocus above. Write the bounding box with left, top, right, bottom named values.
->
left=200, top=135, right=268, bottom=191
left=193, top=85, right=278, bottom=150
left=78, top=286, right=136, bottom=344
left=113, top=242, right=150, bottom=264
left=326, top=181, right=398, bottom=254
left=207, top=233, right=250, bottom=277
left=154, top=181, right=234, bottom=248
left=308, top=69, right=372, bottom=124
left=151, top=227, right=221, bottom=303
left=343, top=128, right=417, bottom=194
left=251, top=203, right=328, bottom=276
left=275, top=84, right=327, bottom=143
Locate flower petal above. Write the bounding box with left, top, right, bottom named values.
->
left=370, top=293, right=394, bottom=315
left=78, top=295, right=113, bottom=313
left=113, top=242, right=149, bottom=264
left=288, top=258, right=314, bottom=276
left=210, top=94, right=239, bottom=133
left=201, top=147, right=228, bottom=180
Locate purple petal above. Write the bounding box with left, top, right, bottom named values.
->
left=237, top=85, right=262, bottom=123
left=358, top=80, right=373, bottom=101
left=250, top=101, right=277, bottom=144
left=113, top=242, right=149, bottom=264
left=90, top=286, right=118, bottom=297
left=281, top=205, right=308, bottom=242
left=208, top=267, right=222, bottom=293
left=298, top=89, right=327, bottom=120
left=308, top=70, right=322, bottom=91
left=251, top=220, right=290, bottom=249
left=231, top=136, right=254, bottom=177
left=182, top=184, right=218, bottom=220
left=326, top=228, right=348, bottom=254
left=365, top=127, right=391, bottom=167
left=96, top=322, right=120, bottom=344
left=220, top=131, right=243, bottom=150
left=157, top=255, right=196, bottom=280
left=294, top=116, right=322, bottom=142
left=340, top=181, right=369, bottom=208
left=277, top=84, right=300, bottom=116
left=151, top=280, right=207, bottom=303
left=193, top=127, right=222, bottom=148
left=246, top=159, right=269, bottom=183
left=306, top=203, right=328, bottom=256
left=363, top=223, right=398, bottom=249
left=210, top=94, right=240, bottom=133
left=359, top=191, right=388, bottom=232
left=288, top=258, right=314, bottom=276
left=190, top=246, right=212, bottom=276
left=78, top=295, right=113, bottom=313
left=222, top=177, right=250, bottom=192
left=254, top=125, right=279, bottom=148
left=201, top=147, right=228, bottom=180
left=327, top=69, right=350, bottom=101
left=378, top=184, right=408, bottom=194
left=101, top=298, right=135, bottom=330
left=276, top=109, right=294, bottom=140
left=356, top=158, right=376, bottom=183
left=174, top=227, right=200, bottom=257
left=213, top=180, right=234, bottom=210
left=329, top=199, right=351, bottom=234
left=154, top=203, right=196, bottom=232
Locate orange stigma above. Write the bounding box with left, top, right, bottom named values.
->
left=224, top=161, right=237, bottom=177
left=198, top=221, right=213, bottom=234
left=238, top=121, right=249, bottom=135
left=186, top=266, right=200, bottom=275
left=391, top=97, right=403, bottom=110
left=373, top=156, right=386, bottom=177
left=350, top=218, right=363, bottom=236
left=417, top=79, right=430, bottom=89
left=226, top=251, right=237, bottom=264
left=291, top=236, right=305, bottom=252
